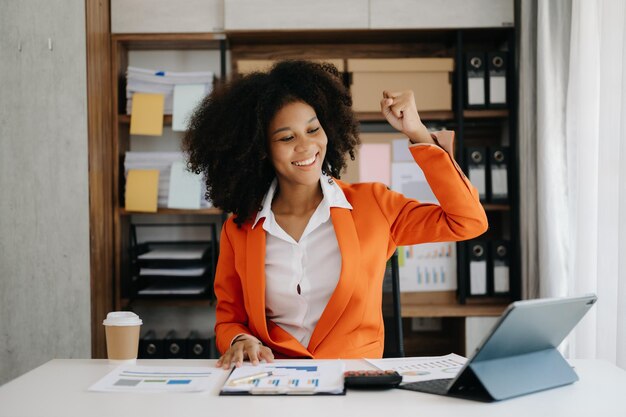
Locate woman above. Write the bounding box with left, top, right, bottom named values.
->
left=183, top=60, right=488, bottom=369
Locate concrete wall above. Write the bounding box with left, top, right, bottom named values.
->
left=0, top=0, right=91, bottom=385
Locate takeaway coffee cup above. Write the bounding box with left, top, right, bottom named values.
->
left=103, top=312, right=142, bottom=363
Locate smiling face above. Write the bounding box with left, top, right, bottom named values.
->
left=267, top=100, right=328, bottom=188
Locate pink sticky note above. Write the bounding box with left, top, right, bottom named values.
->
left=359, top=143, right=391, bottom=185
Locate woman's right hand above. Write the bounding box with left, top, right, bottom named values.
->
left=215, top=334, right=275, bottom=369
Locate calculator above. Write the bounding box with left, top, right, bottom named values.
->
left=343, top=370, right=402, bottom=389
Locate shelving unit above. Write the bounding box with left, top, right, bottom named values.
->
left=92, top=26, right=518, bottom=358
left=110, top=33, right=227, bottom=313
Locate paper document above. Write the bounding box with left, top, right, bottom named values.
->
left=221, top=361, right=345, bottom=395
left=88, top=365, right=225, bottom=393
left=167, top=161, right=202, bottom=209
left=366, top=354, right=467, bottom=384
left=172, top=84, right=207, bottom=131
left=392, top=138, right=413, bottom=162
left=397, top=242, right=457, bottom=292
left=391, top=161, right=437, bottom=204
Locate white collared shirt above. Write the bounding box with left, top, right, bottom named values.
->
left=252, top=173, right=352, bottom=348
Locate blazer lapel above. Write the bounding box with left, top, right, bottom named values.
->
left=307, top=207, right=361, bottom=353
left=245, top=222, right=269, bottom=340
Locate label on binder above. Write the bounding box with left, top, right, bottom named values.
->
left=490, top=76, right=506, bottom=104
left=469, top=167, right=487, bottom=198
left=468, top=78, right=486, bottom=106
left=491, top=166, right=508, bottom=198
left=494, top=265, right=510, bottom=293
left=470, top=260, right=488, bottom=295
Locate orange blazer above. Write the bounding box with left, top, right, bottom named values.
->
left=214, top=131, right=488, bottom=359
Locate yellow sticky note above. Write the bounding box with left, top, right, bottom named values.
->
left=125, top=169, right=159, bottom=213
left=130, top=93, right=164, bottom=136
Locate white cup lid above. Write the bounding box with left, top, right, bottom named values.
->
left=103, top=311, right=142, bottom=326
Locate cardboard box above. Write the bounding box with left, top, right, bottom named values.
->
left=237, top=59, right=345, bottom=74
left=347, top=58, right=454, bottom=112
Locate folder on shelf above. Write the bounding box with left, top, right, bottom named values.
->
left=487, top=52, right=507, bottom=107
left=172, top=84, right=207, bottom=132
left=468, top=241, right=488, bottom=296
left=139, top=330, right=163, bottom=359
left=167, top=161, right=202, bottom=209
left=130, top=93, right=165, bottom=136
left=465, top=147, right=487, bottom=201
left=164, top=330, right=187, bottom=359
left=125, top=169, right=160, bottom=213
left=465, top=52, right=486, bottom=108
left=489, top=147, right=509, bottom=203
left=491, top=240, right=511, bottom=295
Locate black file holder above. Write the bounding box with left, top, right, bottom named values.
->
left=127, top=222, right=218, bottom=300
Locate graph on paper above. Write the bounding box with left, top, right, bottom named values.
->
left=398, top=242, right=457, bottom=292
left=220, top=361, right=345, bottom=394
left=88, top=366, right=225, bottom=393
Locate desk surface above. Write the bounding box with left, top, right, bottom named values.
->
left=0, top=359, right=625, bottom=417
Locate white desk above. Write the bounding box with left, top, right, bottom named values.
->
left=0, top=359, right=624, bottom=417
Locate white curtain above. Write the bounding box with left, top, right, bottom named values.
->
left=526, top=0, right=626, bottom=368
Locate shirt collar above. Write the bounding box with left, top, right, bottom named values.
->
left=252, top=173, right=352, bottom=229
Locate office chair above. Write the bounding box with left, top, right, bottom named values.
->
left=382, top=250, right=405, bottom=358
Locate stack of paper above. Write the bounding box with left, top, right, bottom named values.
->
left=126, top=66, right=213, bottom=116
left=124, top=152, right=211, bottom=209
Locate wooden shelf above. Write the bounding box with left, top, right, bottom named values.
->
left=400, top=291, right=509, bottom=318
left=120, top=110, right=487, bottom=125
left=463, top=109, right=509, bottom=119
left=483, top=204, right=510, bottom=211
left=112, top=33, right=225, bottom=50
left=122, top=298, right=214, bottom=308
left=401, top=303, right=507, bottom=318
left=119, top=114, right=171, bottom=125
left=119, top=208, right=223, bottom=216
left=357, top=110, right=454, bottom=123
